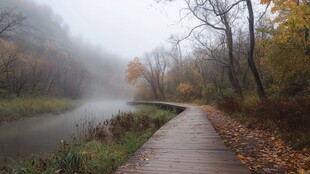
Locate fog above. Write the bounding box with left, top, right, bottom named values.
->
left=32, top=0, right=185, bottom=59
left=0, top=0, right=177, bottom=159
left=0, top=0, right=192, bottom=100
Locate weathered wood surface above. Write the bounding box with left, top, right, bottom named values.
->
left=116, top=103, right=251, bottom=174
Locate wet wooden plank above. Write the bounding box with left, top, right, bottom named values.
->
left=116, top=103, right=250, bottom=174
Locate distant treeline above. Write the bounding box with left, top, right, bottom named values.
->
left=0, top=0, right=130, bottom=99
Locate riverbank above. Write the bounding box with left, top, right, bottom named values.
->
left=2, top=105, right=176, bottom=173
left=0, top=97, right=77, bottom=123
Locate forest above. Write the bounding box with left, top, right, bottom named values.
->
left=0, top=0, right=130, bottom=100
left=0, top=0, right=308, bottom=147
left=0, top=0, right=309, bottom=173
left=126, top=0, right=310, bottom=147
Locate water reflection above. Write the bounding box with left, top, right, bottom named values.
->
left=0, top=100, right=134, bottom=163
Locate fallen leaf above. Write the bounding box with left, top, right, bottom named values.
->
left=297, top=168, right=305, bottom=174
left=237, top=154, right=245, bottom=160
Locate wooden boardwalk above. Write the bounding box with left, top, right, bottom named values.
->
left=116, top=103, right=251, bottom=174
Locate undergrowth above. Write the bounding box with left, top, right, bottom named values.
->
left=2, top=105, right=175, bottom=174
left=218, top=96, right=310, bottom=149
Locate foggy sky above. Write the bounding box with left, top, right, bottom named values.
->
left=32, top=0, right=186, bottom=59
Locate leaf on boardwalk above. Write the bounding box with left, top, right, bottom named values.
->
left=237, top=154, right=245, bottom=160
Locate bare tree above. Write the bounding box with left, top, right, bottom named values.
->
left=28, top=53, right=47, bottom=94
left=0, top=8, right=26, bottom=40
left=192, top=50, right=209, bottom=88
left=143, top=47, right=169, bottom=99
left=0, top=40, right=19, bottom=93
left=10, top=53, right=29, bottom=95
left=179, top=0, right=243, bottom=97
left=160, top=0, right=265, bottom=98
left=126, top=47, right=169, bottom=100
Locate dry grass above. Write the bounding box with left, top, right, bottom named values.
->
left=0, top=97, right=76, bottom=122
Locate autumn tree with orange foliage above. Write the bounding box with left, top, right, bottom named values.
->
left=125, top=57, right=146, bottom=85
left=125, top=47, right=168, bottom=99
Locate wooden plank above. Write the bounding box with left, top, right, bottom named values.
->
left=116, top=103, right=250, bottom=174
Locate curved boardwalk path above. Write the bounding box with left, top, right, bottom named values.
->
left=116, top=102, right=251, bottom=174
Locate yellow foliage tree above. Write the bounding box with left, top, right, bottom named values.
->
left=177, top=82, right=194, bottom=101
left=261, top=0, right=310, bottom=53
left=262, top=40, right=310, bottom=95
left=259, top=0, right=310, bottom=95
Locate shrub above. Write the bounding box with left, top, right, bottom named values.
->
left=177, top=82, right=194, bottom=101
left=217, top=96, right=242, bottom=114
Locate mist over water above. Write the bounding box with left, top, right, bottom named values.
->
left=0, top=100, right=135, bottom=163
left=0, top=0, right=139, bottom=163
left=0, top=0, right=151, bottom=164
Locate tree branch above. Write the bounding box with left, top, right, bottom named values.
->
left=211, top=0, right=245, bottom=16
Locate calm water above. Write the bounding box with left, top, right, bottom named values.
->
left=0, top=100, right=134, bottom=163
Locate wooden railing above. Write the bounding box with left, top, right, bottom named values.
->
left=127, top=101, right=186, bottom=114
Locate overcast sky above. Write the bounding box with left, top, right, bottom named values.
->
left=32, top=0, right=186, bottom=59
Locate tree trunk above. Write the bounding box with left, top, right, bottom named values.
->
left=246, top=0, right=266, bottom=98
left=151, top=84, right=158, bottom=100
left=224, top=17, right=243, bottom=98
left=242, top=65, right=250, bottom=88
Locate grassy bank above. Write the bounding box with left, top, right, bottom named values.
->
left=3, top=105, right=176, bottom=174
left=0, top=97, right=77, bottom=122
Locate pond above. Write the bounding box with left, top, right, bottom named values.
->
left=0, top=100, right=135, bottom=163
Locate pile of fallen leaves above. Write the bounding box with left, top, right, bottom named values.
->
left=202, top=105, right=310, bottom=174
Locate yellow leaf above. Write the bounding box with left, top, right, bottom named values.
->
left=237, top=154, right=245, bottom=160
left=271, top=7, right=279, bottom=13
left=81, top=150, right=88, bottom=155
left=298, top=168, right=305, bottom=174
